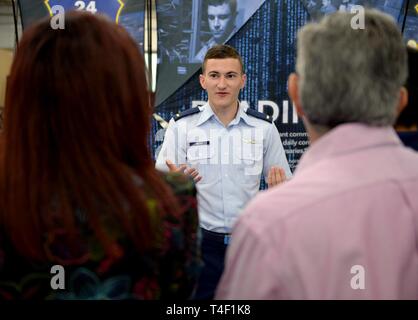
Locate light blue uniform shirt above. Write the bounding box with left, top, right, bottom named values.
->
left=156, top=102, right=292, bottom=233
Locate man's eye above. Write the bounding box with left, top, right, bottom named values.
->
left=219, top=15, right=230, bottom=20
left=208, top=15, right=215, bottom=20
left=226, top=74, right=236, bottom=79
left=209, top=74, right=219, bottom=78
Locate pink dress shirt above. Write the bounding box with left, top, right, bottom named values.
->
left=216, top=123, right=418, bottom=299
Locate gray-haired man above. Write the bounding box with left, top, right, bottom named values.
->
left=218, top=10, right=418, bottom=299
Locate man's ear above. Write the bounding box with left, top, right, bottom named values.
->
left=288, top=73, right=304, bottom=117
left=396, top=86, right=408, bottom=116
left=241, top=74, right=247, bottom=89
left=199, top=74, right=206, bottom=90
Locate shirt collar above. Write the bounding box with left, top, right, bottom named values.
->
left=236, top=103, right=257, bottom=127
left=195, top=101, right=256, bottom=127
left=296, top=123, right=402, bottom=175
left=195, top=103, right=215, bottom=126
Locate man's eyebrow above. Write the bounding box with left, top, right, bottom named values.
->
left=207, top=71, right=239, bottom=75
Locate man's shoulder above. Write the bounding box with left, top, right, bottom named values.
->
left=239, top=188, right=292, bottom=233
left=173, top=107, right=202, bottom=122
left=240, top=174, right=336, bottom=232
left=245, top=108, right=273, bottom=124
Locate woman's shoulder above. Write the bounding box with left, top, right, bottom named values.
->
left=159, top=172, right=196, bottom=196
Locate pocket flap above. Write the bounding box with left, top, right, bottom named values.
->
left=238, top=144, right=263, bottom=161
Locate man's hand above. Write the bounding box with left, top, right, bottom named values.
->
left=267, top=166, right=287, bottom=188
left=166, top=160, right=202, bottom=183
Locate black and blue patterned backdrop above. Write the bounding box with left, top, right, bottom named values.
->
left=17, top=0, right=413, bottom=172
left=151, top=0, right=408, bottom=173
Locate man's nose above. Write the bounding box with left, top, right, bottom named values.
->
left=217, top=76, right=227, bottom=88
left=213, top=18, right=221, bottom=28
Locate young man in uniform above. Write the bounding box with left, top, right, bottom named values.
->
left=156, top=44, right=291, bottom=299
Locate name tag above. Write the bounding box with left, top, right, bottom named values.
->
left=189, top=141, right=210, bottom=146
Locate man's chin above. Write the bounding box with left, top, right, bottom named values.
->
left=210, top=99, right=236, bottom=110
left=213, top=34, right=225, bottom=41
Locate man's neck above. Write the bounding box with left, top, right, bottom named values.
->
left=304, top=119, right=330, bottom=145
left=210, top=101, right=239, bottom=127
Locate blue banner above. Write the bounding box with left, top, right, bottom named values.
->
left=44, top=0, right=125, bottom=23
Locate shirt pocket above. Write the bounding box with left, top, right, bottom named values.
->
left=186, top=144, right=218, bottom=184
left=233, top=143, right=263, bottom=185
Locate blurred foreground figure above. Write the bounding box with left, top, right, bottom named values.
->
left=217, top=10, right=418, bottom=299
left=0, top=11, right=200, bottom=300
left=395, top=46, right=418, bottom=151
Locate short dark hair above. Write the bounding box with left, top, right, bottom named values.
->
left=207, top=0, right=237, bottom=13
left=202, top=44, right=244, bottom=73
left=395, top=46, right=418, bottom=128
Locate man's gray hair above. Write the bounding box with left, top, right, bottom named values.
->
left=296, top=9, right=407, bottom=128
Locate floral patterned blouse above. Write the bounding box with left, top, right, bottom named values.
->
left=0, top=172, right=201, bottom=300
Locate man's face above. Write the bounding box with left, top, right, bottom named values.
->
left=208, top=3, right=233, bottom=41
left=200, top=58, right=246, bottom=110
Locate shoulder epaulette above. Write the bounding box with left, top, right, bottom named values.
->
left=246, top=108, right=272, bottom=123
left=174, top=107, right=201, bottom=121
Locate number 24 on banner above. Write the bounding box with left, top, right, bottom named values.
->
left=74, top=1, right=98, bottom=13
left=44, top=0, right=125, bottom=24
